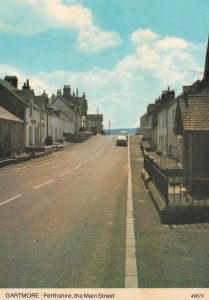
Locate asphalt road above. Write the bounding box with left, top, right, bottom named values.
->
left=0, top=136, right=128, bottom=288
left=1, top=135, right=209, bottom=289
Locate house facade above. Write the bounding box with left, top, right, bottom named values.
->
left=51, top=86, right=88, bottom=133
left=174, top=94, right=209, bottom=194
left=0, top=76, right=84, bottom=151
left=156, top=88, right=176, bottom=156
left=47, top=108, right=73, bottom=141
left=86, top=114, right=103, bottom=134
left=25, top=100, right=47, bottom=147
left=0, top=106, right=25, bottom=156
left=140, top=104, right=154, bottom=141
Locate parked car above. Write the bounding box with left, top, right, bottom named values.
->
left=120, top=130, right=129, bottom=140
left=116, top=135, right=128, bottom=146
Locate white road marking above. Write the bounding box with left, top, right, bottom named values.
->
left=83, top=160, right=89, bottom=164
left=0, top=194, right=22, bottom=207
left=73, top=164, right=82, bottom=170
left=59, top=170, right=72, bottom=177
left=33, top=179, right=54, bottom=190
left=125, top=138, right=138, bottom=288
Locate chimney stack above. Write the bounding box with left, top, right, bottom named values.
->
left=63, top=85, right=71, bottom=96
left=4, top=76, right=18, bottom=88
left=183, top=91, right=189, bottom=107
left=22, top=79, right=31, bottom=90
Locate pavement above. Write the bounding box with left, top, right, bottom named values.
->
left=0, top=138, right=94, bottom=170
left=129, top=135, right=209, bottom=287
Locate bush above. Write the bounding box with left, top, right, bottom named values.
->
left=45, top=135, right=53, bottom=146
left=56, top=138, right=63, bottom=144
left=78, top=126, right=88, bottom=132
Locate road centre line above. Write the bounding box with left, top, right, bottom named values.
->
left=33, top=179, right=54, bottom=190
left=59, top=170, right=72, bottom=177
left=73, top=164, right=82, bottom=170
left=0, top=194, right=23, bottom=207
left=83, top=160, right=89, bottom=164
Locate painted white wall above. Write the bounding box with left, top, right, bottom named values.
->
left=48, top=114, right=62, bottom=141
left=157, top=109, right=167, bottom=155
left=167, top=100, right=178, bottom=158
left=51, top=97, right=83, bottom=132
left=25, top=106, right=47, bottom=147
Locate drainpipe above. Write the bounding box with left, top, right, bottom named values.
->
left=24, top=106, right=27, bottom=150
left=166, top=107, right=168, bottom=157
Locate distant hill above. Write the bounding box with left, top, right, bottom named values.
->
left=104, top=128, right=137, bottom=136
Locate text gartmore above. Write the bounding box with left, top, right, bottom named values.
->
left=5, top=292, right=115, bottom=299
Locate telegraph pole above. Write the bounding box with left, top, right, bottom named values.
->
left=109, top=120, right=110, bottom=135
left=75, top=88, right=78, bottom=133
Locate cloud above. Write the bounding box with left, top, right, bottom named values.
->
left=0, top=29, right=203, bottom=128
left=129, top=30, right=200, bottom=85
left=131, top=29, right=158, bottom=46
left=0, top=0, right=121, bottom=52
left=38, top=30, right=202, bottom=127
left=156, top=37, right=189, bottom=49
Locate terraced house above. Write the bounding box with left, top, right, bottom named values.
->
left=0, top=76, right=88, bottom=156
left=140, top=36, right=209, bottom=202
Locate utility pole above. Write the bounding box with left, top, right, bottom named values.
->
left=109, top=120, right=110, bottom=135
left=75, top=88, right=78, bottom=134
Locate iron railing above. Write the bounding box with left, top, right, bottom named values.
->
left=144, top=156, right=169, bottom=203
left=168, top=176, right=209, bottom=205
left=144, top=155, right=209, bottom=206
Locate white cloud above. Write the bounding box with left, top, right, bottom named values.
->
left=131, top=29, right=158, bottom=46
left=0, top=0, right=121, bottom=52
left=156, top=37, right=189, bottom=49
left=129, top=30, right=200, bottom=85
left=78, top=27, right=122, bottom=52
left=0, top=29, right=203, bottom=128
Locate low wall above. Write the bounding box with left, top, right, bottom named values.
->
left=141, top=168, right=209, bottom=224
left=74, top=132, right=93, bottom=143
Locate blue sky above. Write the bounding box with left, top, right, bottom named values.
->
left=0, top=0, right=209, bottom=128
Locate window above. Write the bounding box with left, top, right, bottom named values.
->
left=29, top=99, right=33, bottom=117
left=51, top=126, right=53, bottom=139
left=29, top=126, right=33, bottom=145
left=55, top=127, right=58, bottom=141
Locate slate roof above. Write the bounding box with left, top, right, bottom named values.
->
left=0, top=78, right=18, bottom=92
left=0, top=78, right=28, bottom=106
left=16, top=89, right=35, bottom=103
left=51, top=95, right=75, bottom=111
left=0, top=106, right=24, bottom=122
left=177, top=95, right=209, bottom=131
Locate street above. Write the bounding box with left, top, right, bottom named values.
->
left=1, top=135, right=209, bottom=288
left=0, top=136, right=128, bottom=288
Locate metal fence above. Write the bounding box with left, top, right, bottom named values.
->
left=144, top=156, right=169, bottom=203
left=168, top=176, right=209, bottom=205
left=144, top=156, right=209, bottom=206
